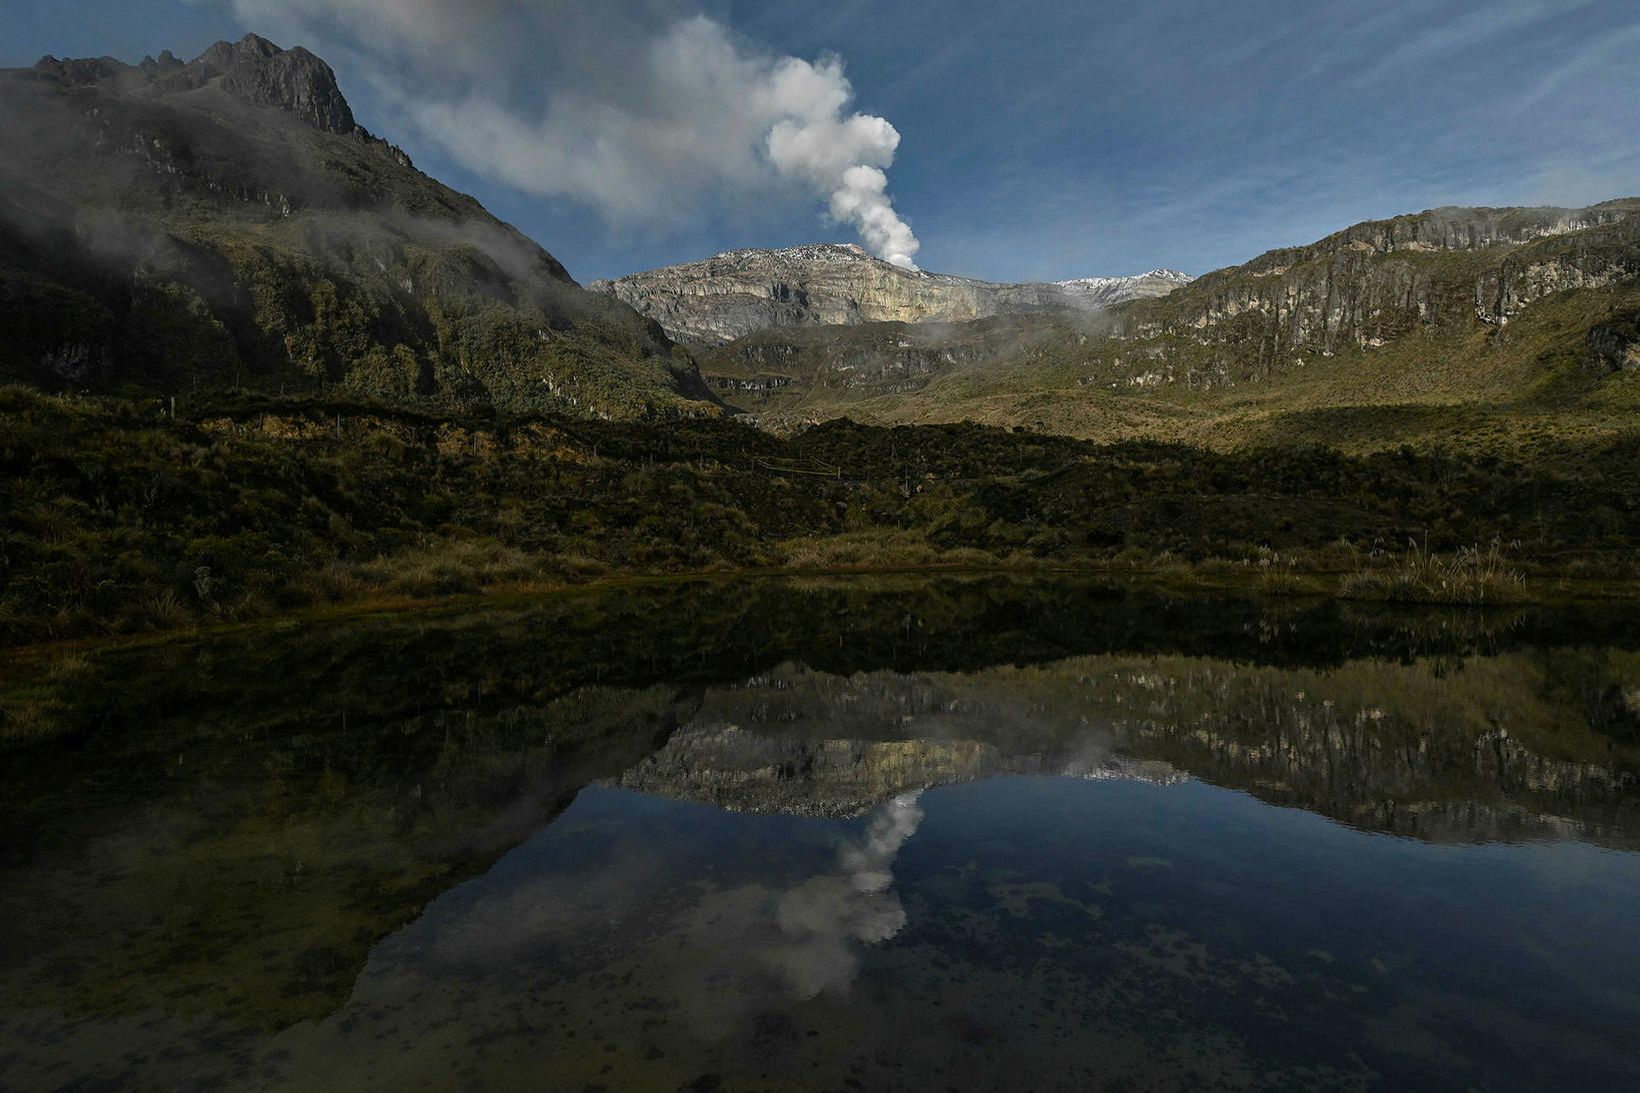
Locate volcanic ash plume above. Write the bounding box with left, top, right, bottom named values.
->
left=764, top=66, right=921, bottom=270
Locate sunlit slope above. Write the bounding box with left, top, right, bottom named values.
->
left=701, top=201, right=1640, bottom=450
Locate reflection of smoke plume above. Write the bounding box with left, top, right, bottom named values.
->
left=214, top=0, right=921, bottom=267
left=766, top=791, right=925, bottom=997
left=838, top=789, right=926, bottom=891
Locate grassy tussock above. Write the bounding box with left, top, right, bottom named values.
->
left=1339, top=540, right=1527, bottom=605
left=0, top=651, right=87, bottom=745
left=352, top=539, right=551, bottom=598
left=779, top=532, right=1003, bottom=571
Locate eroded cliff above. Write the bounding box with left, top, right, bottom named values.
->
left=592, top=242, right=1189, bottom=345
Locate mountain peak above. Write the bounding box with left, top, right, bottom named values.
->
left=193, top=33, right=282, bottom=67
left=1057, top=268, right=1193, bottom=287
left=31, top=54, right=130, bottom=85
left=28, top=36, right=361, bottom=137
left=192, top=34, right=358, bottom=135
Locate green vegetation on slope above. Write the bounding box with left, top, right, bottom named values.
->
left=3, top=385, right=1636, bottom=643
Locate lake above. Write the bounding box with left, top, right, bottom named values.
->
left=2, top=576, right=1638, bottom=1090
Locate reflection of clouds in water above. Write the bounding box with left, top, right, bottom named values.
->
left=766, top=791, right=924, bottom=998
left=344, top=790, right=928, bottom=1050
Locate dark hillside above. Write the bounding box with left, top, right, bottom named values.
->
left=0, top=36, right=720, bottom=419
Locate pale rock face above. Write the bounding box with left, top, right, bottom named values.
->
left=591, top=243, right=1192, bottom=345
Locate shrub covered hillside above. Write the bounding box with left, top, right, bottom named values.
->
left=3, top=385, right=1637, bottom=643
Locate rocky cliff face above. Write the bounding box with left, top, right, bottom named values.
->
left=36, top=35, right=375, bottom=143
left=201, top=35, right=361, bottom=137
left=592, top=242, right=1190, bottom=345
left=1124, top=200, right=1640, bottom=376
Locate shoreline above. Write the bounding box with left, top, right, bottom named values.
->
left=4, top=558, right=1636, bottom=667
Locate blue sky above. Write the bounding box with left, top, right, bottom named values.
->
left=7, top=1, right=1639, bottom=283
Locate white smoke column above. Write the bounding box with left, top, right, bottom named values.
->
left=764, top=63, right=921, bottom=270
left=213, top=0, right=922, bottom=269
left=829, top=167, right=920, bottom=271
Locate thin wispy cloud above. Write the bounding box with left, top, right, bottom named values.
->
left=1515, top=21, right=1640, bottom=113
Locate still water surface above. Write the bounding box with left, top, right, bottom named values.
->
left=2, top=577, right=1639, bottom=1090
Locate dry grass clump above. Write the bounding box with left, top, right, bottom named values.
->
left=123, top=590, right=193, bottom=632
left=1256, top=547, right=1304, bottom=596
left=780, top=532, right=1001, bottom=571
left=548, top=553, right=612, bottom=581
left=357, top=538, right=550, bottom=598
left=1338, top=539, right=1526, bottom=605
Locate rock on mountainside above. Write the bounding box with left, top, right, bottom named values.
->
left=194, top=35, right=362, bottom=136
left=1, top=36, right=718, bottom=418
left=591, top=242, right=1191, bottom=345
left=30, top=35, right=370, bottom=138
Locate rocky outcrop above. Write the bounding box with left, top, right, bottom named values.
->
left=1586, top=311, right=1640, bottom=374
left=29, top=55, right=129, bottom=85
left=202, top=35, right=359, bottom=136
left=592, top=242, right=1190, bottom=345
left=36, top=34, right=362, bottom=138
left=35, top=35, right=405, bottom=155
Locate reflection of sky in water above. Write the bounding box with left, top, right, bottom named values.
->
left=294, top=774, right=1640, bottom=1090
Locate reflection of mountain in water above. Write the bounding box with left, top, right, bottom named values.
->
left=612, top=674, right=1192, bottom=817
left=615, top=656, right=1640, bottom=848
left=2, top=576, right=1638, bottom=1037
